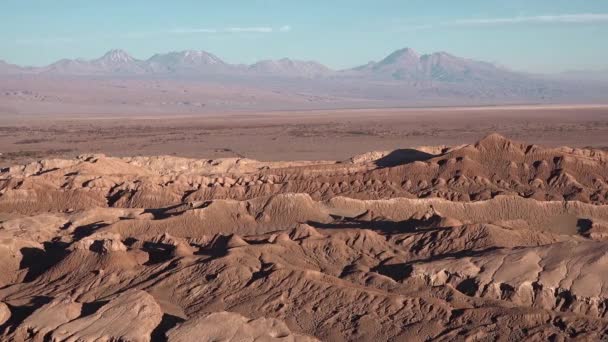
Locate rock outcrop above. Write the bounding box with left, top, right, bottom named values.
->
left=1, top=135, right=608, bottom=340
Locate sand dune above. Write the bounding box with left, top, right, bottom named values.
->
left=1, top=134, right=608, bottom=341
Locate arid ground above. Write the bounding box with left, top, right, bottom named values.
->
left=2, top=105, right=608, bottom=341
left=2, top=105, right=608, bottom=167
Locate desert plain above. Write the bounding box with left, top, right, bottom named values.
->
left=2, top=104, right=608, bottom=166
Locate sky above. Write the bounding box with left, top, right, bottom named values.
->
left=1, top=0, right=608, bottom=73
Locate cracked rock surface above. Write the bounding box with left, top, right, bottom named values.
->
left=2, top=134, right=608, bottom=341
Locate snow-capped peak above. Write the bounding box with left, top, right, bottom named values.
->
left=99, top=49, right=135, bottom=64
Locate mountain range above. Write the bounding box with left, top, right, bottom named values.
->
left=1, top=47, right=607, bottom=110
left=0, top=49, right=336, bottom=79
left=348, top=48, right=525, bottom=82
left=0, top=47, right=539, bottom=82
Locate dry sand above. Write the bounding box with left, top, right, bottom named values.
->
left=2, top=132, right=608, bottom=341
left=2, top=105, right=608, bottom=167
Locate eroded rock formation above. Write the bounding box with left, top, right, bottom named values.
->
left=1, top=134, right=608, bottom=341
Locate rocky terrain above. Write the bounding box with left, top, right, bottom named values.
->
left=2, top=134, right=608, bottom=341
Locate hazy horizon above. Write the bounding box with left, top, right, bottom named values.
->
left=2, top=0, right=608, bottom=73
left=3, top=46, right=608, bottom=76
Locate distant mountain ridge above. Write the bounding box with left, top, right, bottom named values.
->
left=146, top=50, right=229, bottom=74
left=9, top=48, right=335, bottom=78
left=349, top=47, right=520, bottom=82
left=249, top=58, right=332, bottom=77
left=0, top=60, right=25, bottom=74
left=0, top=47, right=525, bottom=82
left=3, top=47, right=607, bottom=106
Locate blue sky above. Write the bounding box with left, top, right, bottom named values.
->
left=1, top=0, right=608, bottom=72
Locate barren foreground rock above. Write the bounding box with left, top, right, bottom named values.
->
left=2, top=134, right=608, bottom=341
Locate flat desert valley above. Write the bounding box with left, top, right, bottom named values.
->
left=2, top=105, right=608, bottom=167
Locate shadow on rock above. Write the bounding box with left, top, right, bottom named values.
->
left=374, top=149, right=435, bottom=168
left=20, top=241, right=70, bottom=282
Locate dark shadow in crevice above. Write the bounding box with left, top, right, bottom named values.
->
left=371, top=264, right=413, bottom=282
left=307, top=217, right=443, bottom=235
left=123, top=237, right=138, bottom=247
left=32, top=167, right=59, bottom=176
left=576, top=218, right=593, bottom=237
left=142, top=241, right=176, bottom=265
left=142, top=202, right=206, bottom=220
left=369, top=247, right=500, bottom=283
left=79, top=300, right=109, bottom=318
left=374, top=149, right=435, bottom=168
left=106, top=189, right=135, bottom=207
left=180, top=190, right=198, bottom=203
left=456, top=278, right=479, bottom=296
left=245, top=263, right=274, bottom=287
left=194, top=234, right=231, bottom=258
left=150, top=314, right=186, bottom=341
left=0, top=296, right=53, bottom=335
left=20, top=241, right=70, bottom=282
left=72, top=221, right=109, bottom=240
